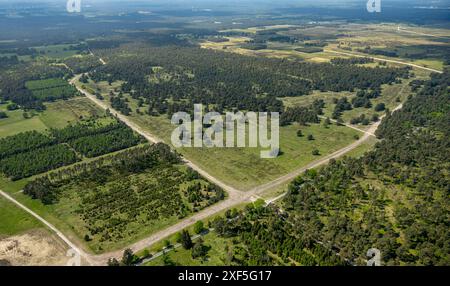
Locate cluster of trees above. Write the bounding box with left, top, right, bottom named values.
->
left=294, top=46, right=323, bottom=53
left=330, top=57, right=374, bottom=65
left=0, top=131, right=54, bottom=160
left=332, top=97, right=352, bottom=119
left=357, top=46, right=399, bottom=57
left=280, top=100, right=324, bottom=126
left=210, top=205, right=348, bottom=266
left=184, top=183, right=225, bottom=212
left=0, top=118, right=143, bottom=179
left=51, top=119, right=144, bottom=158
left=110, top=95, right=132, bottom=115
left=68, top=127, right=143, bottom=158
left=88, top=44, right=408, bottom=116
left=25, top=78, right=79, bottom=102
left=0, top=55, right=20, bottom=67
left=350, top=114, right=378, bottom=125
left=63, top=55, right=102, bottom=74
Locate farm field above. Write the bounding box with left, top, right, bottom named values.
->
left=201, top=22, right=448, bottom=72
left=0, top=98, right=104, bottom=138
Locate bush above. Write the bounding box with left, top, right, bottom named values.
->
left=194, top=221, right=205, bottom=234
left=375, top=103, right=386, bottom=112
left=6, top=103, right=18, bottom=111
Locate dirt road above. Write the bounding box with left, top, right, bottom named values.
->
left=324, top=49, right=443, bottom=74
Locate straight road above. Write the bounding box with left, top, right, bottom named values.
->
left=324, top=49, right=443, bottom=74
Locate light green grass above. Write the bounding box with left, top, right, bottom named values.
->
left=0, top=98, right=104, bottom=138
left=129, top=113, right=361, bottom=190
left=34, top=44, right=80, bottom=59
left=81, top=79, right=362, bottom=191
left=0, top=195, right=43, bottom=236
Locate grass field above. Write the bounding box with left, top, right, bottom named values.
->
left=282, top=80, right=412, bottom=130
left=81, top=80, right=362, bottom=191
left=34, top=44, right=80, bottom=59
left=0, top=98, right=104, bottom=138
left=0, top=196, right=42, bottom=236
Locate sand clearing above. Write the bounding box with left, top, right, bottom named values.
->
left=0, top=229, right=69, bottom=266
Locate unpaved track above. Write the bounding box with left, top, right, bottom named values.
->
left=324, top=49, right=443, bottom=74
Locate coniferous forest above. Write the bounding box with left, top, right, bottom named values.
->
left=209, top=70, right=449, bottom=266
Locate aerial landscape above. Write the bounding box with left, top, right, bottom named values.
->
left=0, top=0, right=448, bottom=272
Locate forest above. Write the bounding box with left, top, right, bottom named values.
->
left=0, top=118, right=144, bottom=180
left=204, top=69, right=449, bottom=266
left=88, top=44, right=409, bottom=116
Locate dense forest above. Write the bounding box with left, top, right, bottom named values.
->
left=88, top=44, right=409, bottom=116
left=206, top=70, right=449, bottom=266
left=0, top=118, right=143, bottom=180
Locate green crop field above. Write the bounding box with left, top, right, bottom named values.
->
left=25, top=78, right=79, bottom=102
